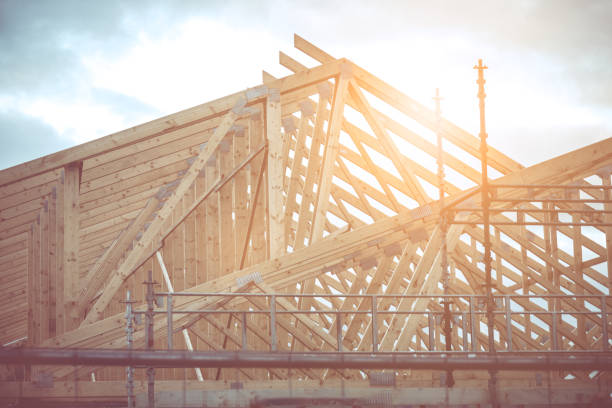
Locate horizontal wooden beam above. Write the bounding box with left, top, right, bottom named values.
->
left=0, top=59, right=345, bottom=187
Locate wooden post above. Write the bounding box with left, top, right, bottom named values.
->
left=48, top=189, right=57, bottom=339
left=233, top=125, right=249, bottom=268
left=311, top=72, right=350, bottom=243
left=219, top=137, right=235, bottom=276
left=27, top=222, right=39, bottom=347
left=55, top=179, right=65, bottom=336
left=570, top=187, right=586, bottom=345
left=250, top=111, right=267, bottom=267
left=601, top=171, right=612, bottom=292
left=294, top=85, right=331, bottom=250
left=266, top=88, right=286, bottom=259
left=39, top=199, right=49, bottom=341
left=63, top=162, right=81, bottom=330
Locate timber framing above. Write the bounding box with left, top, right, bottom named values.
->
left=0, top=34, right=611, bottom=406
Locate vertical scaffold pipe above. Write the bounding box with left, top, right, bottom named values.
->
left=474, top=59, right=498, bottom=408
left=145, top=270, right=156, bottom=408
left=434, top=88, right=454, bottom=390
left=124, top=291, right=135, bottom=408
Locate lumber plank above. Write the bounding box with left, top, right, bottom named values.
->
left=348, top=79, right=428, bottom=203
left=310, top=72, right=350, bottom=242
left=77, top=193, right=161, bottom=317
left=0, top=58, right=345, bottom=186
left=379, top=215, right=467, bottom=351
left=266, top=88, right=286, bottom=259
left=219, top=136, right=235, bottom=275
left=293, top=88, right=330, bottom=249
left=62, top=163, right=81, bottom=330
left=233, top=126, right=249, bottom=269
left=284, top=103, right=313, bottom=246
left=83, top=102, right=243, bottom=325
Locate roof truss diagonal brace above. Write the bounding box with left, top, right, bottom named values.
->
left=82, top=99, right=246, bottom=325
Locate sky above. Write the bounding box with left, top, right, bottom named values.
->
left=0, top=0, right=611, bottom=171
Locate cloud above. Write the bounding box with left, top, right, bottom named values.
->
left=90, top=88, right=161, bottom=121
left=0, top=0, right=610, bottom=171
left=0, top=110, right=72, bottom=170
left=491, top=123, right=611, bottom=167
left=0, top=1, right=125, bottom=96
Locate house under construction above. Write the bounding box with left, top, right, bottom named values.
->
left=0, top=35, right=610, bottom=407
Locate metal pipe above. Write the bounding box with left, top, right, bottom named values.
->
left=434, top=87, right=454, bottom=386
left=269, top=295, right=277, bottom=352
left=490, top=198, right=610, bottom=204
left=167, top=293, right=173, bottom=350
left=134, top=308, right=607, bottom=316
left=474, top=57, right=498, bottom=408
left=156, top=251, right=203, bottom=381
left=455, top=208, right=612, bottom=214
left=462, top=312, right=468, bottom=351
left=242, top=311, right=248, bottom=351
left=602, top=296, right=609, bottom=351
left=2, top=348, right=610, bottom=370
left=469, top=296, right=477, bottom=352
left=150, top=292, right=610, bottom=299
left=124, top=291, right=135, bottom=408
left=492, top=184, right=612, bottom=190
left=551, top=311, right=558, bottom=351
left=474, top=59, right=494, bottom=354
left=371, top=295, right=378, bottom=353
left=336, top=312, right=342, bottom=352
left=145, top=270, right=155, bottom=408
left=428, top=312, right=435, bottom=351
left=505, top=296, right=512, bottom=352
left=452, top=221, right=612, bottom=227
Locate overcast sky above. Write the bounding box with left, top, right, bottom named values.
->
left=0, top=0, right=610, bottom=171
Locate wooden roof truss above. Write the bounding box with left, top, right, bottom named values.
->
left=0, top=35, right=611, bottom=388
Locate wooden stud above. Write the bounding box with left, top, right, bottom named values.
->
left=310, top=72, right=350, bottom=243
left=83, top=105, right=242, bottom=324
left=266, top=88, right=286, bottom=259
left=63, top=163, right=81, bottom=330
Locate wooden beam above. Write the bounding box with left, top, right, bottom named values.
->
left=77, top=194, right=160, bottom=318
left=266, top=88, right=286, bottom=259
left=380, top=216, right=467, bottom=351
left=602, top=171, right=612, bottom=291
left=342, top=255, right=393, bottom=345
left=0, top=58, right=345, bottom=187
left=63, top=162, right=81, bottom=330
left=233, top=126, right=249, bottom=270
left=43, top=206, right=435, bottom=354
left=82, top=101, right=244, bottom=325
left=347, top=79, right=428, bottom=204
left=219, top=137, right=235, bottom=276
left=293, top=86, right=331, bottom=249
left=294, top=34, right=335, bottom=64
left=39, top=199, right=50, bottom=341
left=156, top=251, right=203, bottom=381
left=38, top=125, right=612, bottom=364
left=240, top=153, right=267, bottom=270
left=284, top=103, right=314, bottom=246
left=293, top=34, right=520, bottom=175
left=299, top=75, right=349, bottom=317
left=27, top=221, right=39, bottom=347
left=310, top=71, right=350, bottom=242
